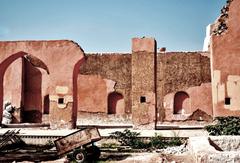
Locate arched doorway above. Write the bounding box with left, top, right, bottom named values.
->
left=0, top=51, right=49, bottom=124
left=173, top=91, right=190, bottom=114
left=108, top=92, right=124, bottom=114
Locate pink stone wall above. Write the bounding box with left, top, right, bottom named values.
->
left=131, top=38, right=156, bottom=129
left=3, top=58, right=23, bottom=122
left=22, top=59, right=42, bottom=123
left=132, top=37, right=156, bottom=53
left=156, top=52, right=211, bottom=121
left=211, top=0, right=240, bottom=117
left=3, top=59, right=23, bottom=109
left=164, top=83, right=212, bottom=121
left=0, top=40, right=84, bottom=128
left=77, top=74, right=125, bottom=115
left=79, top=53, right=132, bottom=114
left=77, top=75, right=108, bottom=113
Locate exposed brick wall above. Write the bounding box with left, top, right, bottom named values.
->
left=79, top=52, right=211, bottom=123
left=157, top=52, right=211, bottom=96
left=79, top=53, right=132, bottom=113
left=131, top=51, right=156, bottom=128
left=156, top=52, right=211, bottom=120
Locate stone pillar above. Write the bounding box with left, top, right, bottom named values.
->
left=49, top=86, right=73, bottom=129
left=131, top=37, right=157, bottom=129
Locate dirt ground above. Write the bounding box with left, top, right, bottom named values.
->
left=11, top=151, right=194, bottom=163
left=41, top=151, right=194, bottom=163
left=97, top=151, right=194, bottom=163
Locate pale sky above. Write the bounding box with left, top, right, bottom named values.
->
left=0, top=0, right=226, bottom=52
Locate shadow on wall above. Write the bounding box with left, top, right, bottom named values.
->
left=108, top=92, right=124, bottom=114
left=44, top=95, right=50, bottom=114
left=22, top=58, right=42, bottom=123
left=0, top=52, right=50, bottom=124
left=173, top=91, right=190, bottom=114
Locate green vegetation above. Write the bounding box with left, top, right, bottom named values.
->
left=149, top=134, right=165, bottom=149
left=168, top=136, right=182, bottom=147
left=205, top=117, right=240, bottom=135
left=101, top=143, right=119, bottom=149
left=109, top=129, right=140, bottom=147
left=109, top=129, right=182, bottom=149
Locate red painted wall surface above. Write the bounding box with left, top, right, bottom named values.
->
left=164, top=83, right=213, bottom=121
left=211, top=0, right=240, bottom=116
left=77, top=75, right=107, bottom=113
left=0, top=40, right=84, bottom=127
left=22, top=59, right=42, bottom=123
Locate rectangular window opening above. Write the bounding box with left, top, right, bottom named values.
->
left=225, top=97, right=231, bottom=105
left=58, top=98, right=64, bottom=104
left=140, top=96, right=146, bottom=103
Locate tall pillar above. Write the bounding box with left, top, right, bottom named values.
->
left=131, top=37, right=157, bottom=129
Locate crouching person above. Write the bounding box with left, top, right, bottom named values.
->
left=2, top=101, right=15, bottom=124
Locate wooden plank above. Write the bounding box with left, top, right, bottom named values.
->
left=0, top=129, right=23, bottom=150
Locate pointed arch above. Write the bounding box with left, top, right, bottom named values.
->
left=0, top=51, right=49, bottom=124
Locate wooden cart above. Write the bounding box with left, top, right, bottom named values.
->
left=54, top=128, right=101, bottom=162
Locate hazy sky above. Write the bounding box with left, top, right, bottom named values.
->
left=0, top=0, right=226, bottom=52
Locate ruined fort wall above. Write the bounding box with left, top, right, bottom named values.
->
left=0, top=40, right=85, bottom=128
left=211, top=0, right=240, bottom=117
left=78, top=53, right=132, bottom=115
left=156, top=52, right=212, bottom=121
left=79, top=49, right=213, bottom=125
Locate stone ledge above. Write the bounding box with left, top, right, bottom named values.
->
left=188, top=136, right=240, bottom=163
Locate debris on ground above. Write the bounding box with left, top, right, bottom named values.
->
left=157, top=143, right=187, bottom=155
left=0, top=129, right=24, bottom=151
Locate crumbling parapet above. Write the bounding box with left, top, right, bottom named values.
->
left=210, top=0, right=240, bottom=117
left=212, top=0, right=233, bottom=36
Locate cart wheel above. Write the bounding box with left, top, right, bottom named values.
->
left=86, top=145, right=101, bottom=160
left=73, top=149, right=86, bottom=163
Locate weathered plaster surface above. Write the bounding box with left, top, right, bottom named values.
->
left=157, top=52, right=211, bottom=121
left=3, top=59, right=23, bottom=108
left=77, top=75, right=108, bottom=113
left=79, top=53, right=131, bottom=113
left=211, top=0, right=240, bottom=117
left=163, top=83, right=212, bottom=121
left=212, top=70, right=240, bottom=113
left=131, top=38, right=156, bottom=128
left=132, top=37, right=155, bottom=53
left=77, top=53, right=132, bottom=125
left=0, top=40, right=84, bottom=128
